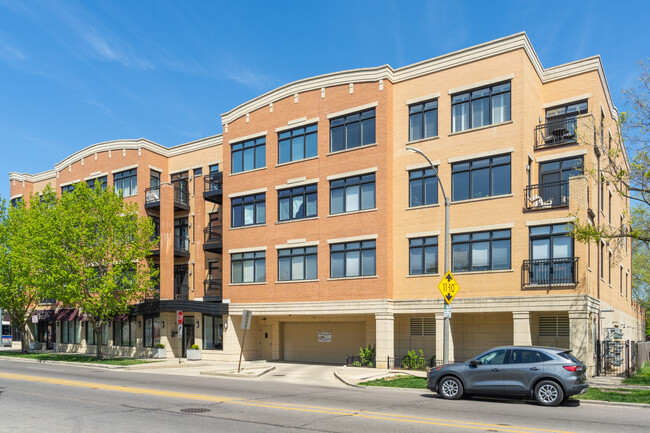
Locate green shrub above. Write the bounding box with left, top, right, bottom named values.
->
left=400, top=349, right=427, bottom=370
left=190, top=344, right=200, bottom=350
left=359, top=344, right=376, bottom=367
left=155, top=343, right=165, bottom=349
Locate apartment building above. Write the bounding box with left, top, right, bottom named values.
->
left=8, top=33, right=645, bottom=372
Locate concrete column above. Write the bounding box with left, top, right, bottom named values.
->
left=512, top=311, right=532, bottom=346
left=569, top=310, right=590, bottom=365
left=435, top=313, right=455, bottom=363
left=375, top=313, right=394, bottom=369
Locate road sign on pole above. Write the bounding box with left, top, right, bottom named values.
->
left=438, top=271, right=460, bottom=304
left=238, top=310, right=253, bottom=373
left=443, top=304, right=452, bottom=318
left=177, top=310, right=183, bottom=325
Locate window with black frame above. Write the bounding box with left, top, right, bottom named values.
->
left=114, top=168, right=138, bottom=196
left=144, top=316, right=161, bottom=347
left=278, top=124, right=317, bottom=164
left=452, top=82, right=510, bottom=132
left=61, top=320, right=81, bottom=344
left=86, top=323, right=108, bottom=346
left=452, top=230, right=511, bottom=272
left=330, top=240, right=376, bottom=278
left=451, top=154, right=510, bottom=201
left=232, top=136, right=266, bottom=173
left=61, top=184, right=75, bottom=194
left=409, top=99, right=438, bottom=141
left=528, top=224, right=574, bottom=285
left=231, top=251, right=265, bottom=283
left=231, top=193, right=265, bottom=227
left=278, top=185, right=317, bottom=221
left=409, top=168, right=438, bottom=207
left=330, top=109, right=375, bottom=152
left=278, top=246, right=317, bottom=281
left=87, top=176, right=107, bottom=191
left=409, top=237, right=438, bottom=275
left=203, top=315, right=223, bottom=350
left=537, top=157, right=583, bottom=207
left=330, top=173, right=375, bottom=214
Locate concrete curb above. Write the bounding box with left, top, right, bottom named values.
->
left=577, top=399, right=650, bottom=408
left=0, top=356, right=127, bottom=369
left=200, top=366, right=275, bottom=378
left=333, top=370, right=366, bottom=388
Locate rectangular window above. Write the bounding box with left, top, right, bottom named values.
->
left=193, top=167, right=202, bottom=195
left=231, top=193, right=265, bottom=227
left=232, top=136, right=266, bottom=174
left=144, top=316, right=160, bottom=347
left=10, top=197, right=22, bottom=207
left=150, top=170, right=160, bottom=188
left=529, top=224, right=574, bottom=285
left=203, top=315, right=224, bottom=350
left=600, top=243, right=604, bottom=279
left=330, top=240, right=376, bottom=278
left=409, top=100, right=438, bottom=141
left=409, top=237, right=438, bottom=275
left=452, top=230, right=511, bottom=272
left=608, top=191, right=612, bottom=223
left=86, top=323, right=108, bottom=346
left=626, top=272, right=629, bottom=299
left=61, top=184, right=75, bottom=194
left=278, top=246, right=318, bottom=281
left=278, top=185, right=317, bottom=221
left=87, top=176, right=107, bottom=190
left=329, top=173, right=375, bottom=214
left=451, top=82, right=510, bottom=132
left=113, top=320, right=132, bottom=346
left=451, top=154, right=510, bottom=201
left=409, top=168, right=438, bottom=207
left=330, top=109, right=375, bottom=152
left=114, top=168, right=138, bottom=196
left=278, top=124, right=318, bottom=164
left=231, top=251, right=265, bottom=283
left=608, top=250, right=612, bottom=285
left=409, top=317, right=436, bottom=336
left=620, top=266, right=623, bottom=296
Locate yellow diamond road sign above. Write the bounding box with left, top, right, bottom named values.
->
left=438, top=271, right=460, bottom=304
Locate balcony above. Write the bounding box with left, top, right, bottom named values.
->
left=173, top=235, right=190, bottom=258
left=203, top=226, right=222, bottom=253
left=203, top=172, right=223, bottom=204
left=173, top=185, right=190, bottom=211
left=145, top=186, right=160, bottom=209
left=524, top=181, right=569, bottom=210
left=534, top=117, right=580, bottom=149
left=174, top=285, right=189, bottom=301
left=522, top=257, right=578, bottom=288
left=203, top=278, right=223, bottom=302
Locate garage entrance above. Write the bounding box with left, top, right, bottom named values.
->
left=282, top=321, right=365, bottom=364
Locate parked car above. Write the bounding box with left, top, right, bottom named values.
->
left=426, top=346, right=588, bottom=406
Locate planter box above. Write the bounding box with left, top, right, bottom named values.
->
left=187, top=349, right=202, bottom=361
left=153, top=348, right=167, bottom=359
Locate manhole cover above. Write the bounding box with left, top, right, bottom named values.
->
left=180, top=408, right=210, bottom=414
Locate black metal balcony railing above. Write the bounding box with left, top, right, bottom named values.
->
left=522, top=257, right=578, bottom=287
left=174, top=285, right=189, bottom=301
left=174, top=186, right=189, bottom=206
left=204, top=172, right=223, bottom=192
left=145, top=186, right=160, bottom=205
left=524, top=181, right=569, bottom=210
left=204, top=278, right=223, bottom=300
left=204, top=226, right=222, bottom=243
left=174, top=235, right=189, bottom=255
left=535, top=117, right=579, bottom=148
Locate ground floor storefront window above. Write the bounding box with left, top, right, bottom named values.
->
left=61, top=320, right=81, bottom=344
left=144, top=316, right=161, bottom=347
left=86, top=323, right=108, bottom=346
left=203, top=315, right=223, bottom=350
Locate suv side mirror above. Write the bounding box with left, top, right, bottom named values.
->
left=469, top=359, right=480, bottom=367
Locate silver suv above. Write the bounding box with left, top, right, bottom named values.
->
left=426, top=346, right=588, bottom=406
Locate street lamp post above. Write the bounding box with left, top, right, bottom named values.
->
left=406, top=146, right=451, bottom=364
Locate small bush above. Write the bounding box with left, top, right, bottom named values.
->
left=190, top=344, right=200, bottom=350
left=155, top=343, right=165, bottom=349
left=400, top=349, right=427, bottom=370
left=359, top=344, right=376, bottom=367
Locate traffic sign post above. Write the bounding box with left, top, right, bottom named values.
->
left=443, top=304, right=452, bottom=318
left=177, top=310, right=183, bottom=364
left=238, top=310, right=252, bottom=373
left=438, top=271, right=460, bottom=304
left=31, top=314, right=39, bottom=360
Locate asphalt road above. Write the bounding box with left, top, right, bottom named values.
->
left=0, top=359, right=648, bottom=433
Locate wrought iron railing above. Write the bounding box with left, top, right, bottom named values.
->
left=522, top=257, right=578, bottom=287
left=203, top=278, right=223, bottom=299
left=174, top=285, right=189, bottom=301
left=535, top=117, right=579, bottom=148
left=204, top=172, right=223, bottom=192
left=388, top=355, right=442, bottom=370
left=145, top=186, right=160, bottom=204
left=524, top=180, right=569, bottom=210
left=204, top=226, right=222, bottom=244
left=174, top=186, right=189, bottom=206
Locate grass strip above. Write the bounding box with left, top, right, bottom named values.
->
left=574, top=387, right=650, bottom=404
left=0, top=351, right=154, bottom=366
left=360, top=375, right=427, bottom=389
left=622, top=361, right=650, bottom=386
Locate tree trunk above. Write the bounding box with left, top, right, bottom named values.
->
left=20, top=321, right=29, bottom=353
left=95, top=324, right=104, bottom=360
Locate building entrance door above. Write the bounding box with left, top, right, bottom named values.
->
left=182, top=317, right=194, bottom=358
left=259, top=325, right=272, bottom=360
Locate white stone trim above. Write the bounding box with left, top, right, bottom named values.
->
left=525, top=217, right=575, bottom=226
left=10, top=193, right=23, bottom=200
left=275, top=178, right=318, bottom=190
left=405, top=161, right=440, bottom=171
left=59, top=179, right=81, bottom=187
left=275, top=117, right=319, bottom=133
left=228, top=246, right=268, bottom=254
left=543, top=94, right=591, bottom=109
left=326, top=167, right=377, bottom=181
left=83, top=172, right=108, bottom=181
left=326, top=102, right=378, bottom=119
left=448, top=148, right=514, bottom=164
left=228, top=187, right=268, bottom=198
left=447, top=74, right=514, bottom=95
left=275, top=240, right=320, bottom=249
left=535, top=149, right=587, bottom=162
left=449, top=222, right=514, bottom=234
left=148, top=165, right=163, bottom=173
left=405, top=93, right=440, bottom=105
left=110, top=164, right=138, bottom=174
left=406, top=231, right=440, bottom=238
left=327, top=234, right=378, bottom=244
left=169, top=167, right=190, bottom=175
left=228, top=131, right=267, bottom=145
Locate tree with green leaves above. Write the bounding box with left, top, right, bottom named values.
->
left=0, top=187, right=58, bottom=352
left=51, top=182, right=158, bottom=359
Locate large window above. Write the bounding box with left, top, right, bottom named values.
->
left=409, top=168, right=438, bottom=207
left=203, top=315, right=223, bottom=350
left=61, top=320, right=81, bottom=344
left=409, top=237, right=438, bottom=275
left=278, top=185, right=317, bottom=221
left=409, top=100, right=438, bottom=141
left=452, top=82, right=511, bottom=132
left=278, top=247, right=317, bottom=281
left=330, top=108, right=376, bottom=152
left=330, top=240, right=376, bottom=278
left=113, top=319, right=136, bottom=346
left=86, top=323, right=108, bottom=346
left=232, top=136, right=266, bottom=173
left=529, top=224, right=574, bottom=285
left=87, top=176, right=107, bottom=190
left=231, top=251, right=265, bottom=283
left=231, top=193, right=265, bottom=227
left=61, top=184, right=75, bottom=194
left=330, top=173, right=375, bottom=214
left=279, top=124, right=317, bottom=164
left=144, top=316, right=161, bottom=347
left=452, top=154, right=510, bottom=201
left=114, top=168, right=138, bottom=196
left=452, top=230, right=511, bottom=272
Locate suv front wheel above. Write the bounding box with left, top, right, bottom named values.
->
left=439, top=376, right=463, bottom=400
left=534, top=380, right=564, bottom=407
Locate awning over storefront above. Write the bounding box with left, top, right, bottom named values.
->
left=32, top=309, right=57, bottom=322
left=54, top=308, right=79, bottom=321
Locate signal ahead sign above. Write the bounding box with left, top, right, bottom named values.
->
left=438, top=271, right=460, bottom=304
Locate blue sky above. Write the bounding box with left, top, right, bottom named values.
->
left=1, top=0, right=648, bottom=201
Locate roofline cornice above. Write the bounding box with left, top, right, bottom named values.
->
left=220, top=32, right=619, bottom=124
